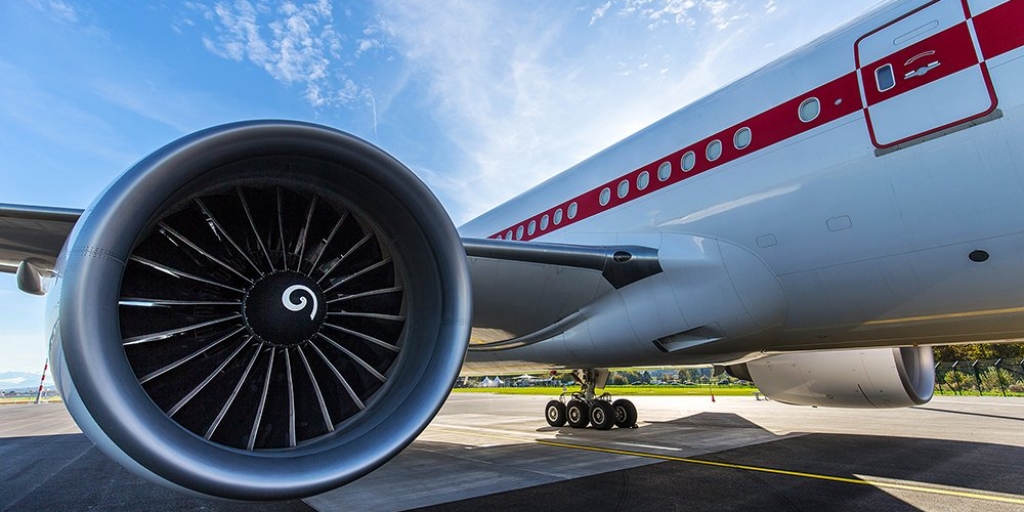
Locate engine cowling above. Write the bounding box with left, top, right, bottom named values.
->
left=46, top=121, right=472, bottom=500
left=727, top=346, right=934, bottom=408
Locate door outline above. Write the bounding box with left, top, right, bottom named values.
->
left=854, top=0, right=998, bottom=149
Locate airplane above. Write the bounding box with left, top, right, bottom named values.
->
left=0, top=0, right=1021, bottom=502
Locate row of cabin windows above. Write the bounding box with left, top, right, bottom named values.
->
left=501, top=201, right=579, bottom=240
left=501, top=97, right=822, bottom=238
left=597, top=96, right=823, bottom=208
left=598, top=124, right=754, bottom=206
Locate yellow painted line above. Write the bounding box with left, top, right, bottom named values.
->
left=536, top=440, right=1024, bottom=506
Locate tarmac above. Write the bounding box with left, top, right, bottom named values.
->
left=2, top=393, right=1023, bottom=511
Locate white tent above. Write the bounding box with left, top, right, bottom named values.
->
left=480, top=376, right=494, bottom=387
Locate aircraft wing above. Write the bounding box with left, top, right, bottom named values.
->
left=0, top=204, right=82, bottom=274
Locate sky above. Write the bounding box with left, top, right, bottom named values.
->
left=0, top=0, right=882, bottom=373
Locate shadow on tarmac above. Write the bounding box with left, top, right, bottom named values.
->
left=0, top=432, right=313, bottom=512
left=913, top=405, right=1024, bottom=422
left=413, top=412, right=1024, bottom=512
left=3, top=412, right=1023, bottom=511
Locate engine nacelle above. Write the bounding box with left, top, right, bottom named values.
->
left=727, top=346, right=934, bottom=408
left=46, top=121, right=471, bottom=500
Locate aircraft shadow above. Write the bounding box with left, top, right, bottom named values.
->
left=0, top=432, right=312, bottom=512
left=4, top=411, right=1023, bottom=512
left=408, top=412, right=1024, bottom=512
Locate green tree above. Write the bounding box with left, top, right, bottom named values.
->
left=980, top=367, right=1009, bottom=394
left=942, top=369, right=974, bottom=394
left=934, top=343, right=1024, bottom=362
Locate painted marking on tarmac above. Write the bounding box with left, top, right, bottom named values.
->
left=537, top=440, right=1024, bottom=506
left=429, top=426, right=539, bottom=444
left=608, top=441, right=684, bottom=452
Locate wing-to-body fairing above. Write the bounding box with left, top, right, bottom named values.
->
left=1, top=0, right=1022, bottom=500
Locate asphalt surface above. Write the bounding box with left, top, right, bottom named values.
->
left=2, top=394, right=1023, bottom=511
left=410, top=433, right=1024, bottom=512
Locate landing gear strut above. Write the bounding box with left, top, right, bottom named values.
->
left=544, top=369, right=637, bottom=429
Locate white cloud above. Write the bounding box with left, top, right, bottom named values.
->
left=28, top=0, right=79, bottom=23
left=647, top=0, right=698, bottom=28
left=196, top=0, right=365, bottom=107
left=181, top=0, right=881, bottom=224
left=589, top=1, right=613, bottom=26
left=590, top=0, right=749, bottom=30
left=88, top=78, right=231, bottom=133
left=701, top=0, right=745, bottom=30
left=0, top=61, right=136, bottom=165
left=371, top=0, right=880, bottom=224
left=27, top=0, right=109, bottom=39
left=371, top=0, right=776, bottom=222
left=355, top=15, right=391, bottom=57
left=373, top=1, right=604, bottom=221
left=45, top=0, right=79, bottom=23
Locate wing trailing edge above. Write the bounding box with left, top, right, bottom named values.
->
left=0, top=204, right=82, bottom=275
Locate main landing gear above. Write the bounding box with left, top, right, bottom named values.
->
left=545, top=369, right=638, bottom=430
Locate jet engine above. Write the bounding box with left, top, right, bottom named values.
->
left=726, top=346, right=934, bottom=408
left=46, top=121, right=471, bottom=500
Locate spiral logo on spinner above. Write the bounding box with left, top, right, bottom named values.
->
left=282, top=284, right=318, bottom=320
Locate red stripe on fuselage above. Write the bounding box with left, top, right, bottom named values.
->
left=973, top=0, right=1024, bottom=60
left=491, top=74, right=861, bottom=242
left=489, top=0, right=1024, bottom=242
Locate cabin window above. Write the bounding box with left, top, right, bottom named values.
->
left=540, top=214, right=549, bottom=230
left=657, top=161, right=672, bottom=181
left=554, top=208, right=563, bottom=225
left=617, top=179, right=629, bottom=199
left=599, top=187, right=611, bottom=206
left=527, top=220, right=536, bottom=236
left=734, top=127, right=751, bottom=149
left=496, top=234, right=502, bottom=240
left=515, top=225, right=524, bottom=240
left=706, top=139, right=722, bottom=161
left=681, top=151, right=696, bottom=172
left=568, top=202, right=578, bottom=219
left=875, top=64, right=895, bottom=92
left=637, top=171, right=650, bottom=191
left=799, top=97, right=820, bottom=123
left=505, top=230, right=513, bottom=239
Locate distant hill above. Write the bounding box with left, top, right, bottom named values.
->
left=0, top=371, right=54, bottom=392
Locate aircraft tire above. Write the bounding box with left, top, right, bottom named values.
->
left=590, top=401, right=615, bottom=431
left=612, top=399, right=638, bottom=428
left=566, top=400, right=590, bottom=428
left=545, top=400, right=567, bottom=427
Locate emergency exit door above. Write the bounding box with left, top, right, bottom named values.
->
left=855, top=0, right=996, bottom=148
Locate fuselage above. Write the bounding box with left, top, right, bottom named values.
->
left=460, top=0, right=1024, bottom=369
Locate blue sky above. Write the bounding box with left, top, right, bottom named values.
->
left=0, top=0, right=879, bottom=373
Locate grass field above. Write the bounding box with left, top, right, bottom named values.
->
left=452, top=385, right=761, bottom=396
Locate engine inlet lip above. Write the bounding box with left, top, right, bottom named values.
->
left=59, top=120, right=471, bottom=500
